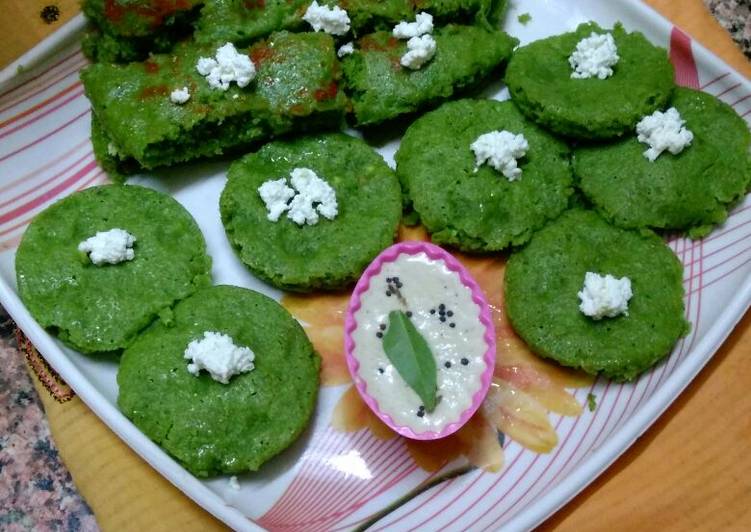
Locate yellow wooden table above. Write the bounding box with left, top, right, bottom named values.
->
left=2, top=1, right=749, bottom=530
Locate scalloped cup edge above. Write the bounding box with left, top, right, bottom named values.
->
left=344, top=241, right=497, bottom=440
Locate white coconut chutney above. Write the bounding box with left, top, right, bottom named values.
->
left=351, top=252, right=488, bottom=432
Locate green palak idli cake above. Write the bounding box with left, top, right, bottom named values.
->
left=196, top=0, right=505, bottom=47
left=15, top=185, right=212, bottom=354
left=575, top=87, right=751, bottom=238
left=396, top=98, right=573, bottom=252
left=82, top=0, right=203, bottom=62
left=505, top=209, right=689, bottom=381
left=220, top=133, right=402, bottom=291
left=342, top=24, right=517, bottom=126
left=82, top=31, right=346, bottom=171
left=117, top=285, right=320, bottom=477
left=505, top=22, right=674, bottom=139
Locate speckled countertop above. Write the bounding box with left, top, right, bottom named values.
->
left=705, top=0, right=751, bottom=56
left=1, top=4, right=749, bottom=531
left=0, top=308, right=97, bottom=531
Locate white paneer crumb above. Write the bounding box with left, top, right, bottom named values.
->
left=337, top=41, right=355, bottom=58
left=470, top=130, right=529, bottom=181
left=184, top=331, right=255, bottom=384
left=303, top=1, right=351, bottom=36
left=196, top=43, right=256, bottom=91
left=636, top=107, right=694, bottom=162
left=400, top=34, right=437, bottom=70
left=392, top=12, right=434, bottom=39
left=228, top=476, right=241, bottom=491
left=578, top=272, right=633, bottom=320
left=258, top=169, right=338, bottom=225
left=170, top=86, right=191, bottom=104
left=106, top=142, right=120, bottom=157
left=287, top=167, right=338, bottom=225
left=78, top=228, right=136, bottom=266
left=258, top=178, right=296, bottom=222
left=569, top=32, right=619, bottom=79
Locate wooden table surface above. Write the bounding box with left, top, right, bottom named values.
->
left=2, top=1, right=749, bottom=529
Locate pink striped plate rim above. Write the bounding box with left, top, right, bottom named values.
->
left=1, top=2, right=750, bottom=531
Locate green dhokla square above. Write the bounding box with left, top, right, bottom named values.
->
left=505, top=22, right=674, bottom=139
left=82, top=31, right=347, bottom=170
left=575, top=87, right=751, bottom=238
left=342, top=24, right=517, bottom=126
left=15, top=185, right=212, bottom=354
left=82, top=0, right=203, bottom=62
left=117, top=285, right=320, bottom=477
left=396, top=98, right=574, bottom=252
left=220, top=133, right=402, bottom=291
left=195, top=0, right=506, bottom=46
left=505, top=209, right=689, bottom=381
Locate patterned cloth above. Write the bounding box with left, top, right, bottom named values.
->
left=0, top=308, right=98, bottom=531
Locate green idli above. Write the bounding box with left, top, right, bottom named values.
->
left=15, top=185, right=211, bottom=354
left=505, top=209, right=689, bottom=381
left=395, top=98, right=573, bottom=252
left=220, top=133, right=402, bottom=291
left=505, top=22, right=674, bottom=139
left=575, top=87, right=751, bottom=238
left=117, top=285, right=320, bottom=476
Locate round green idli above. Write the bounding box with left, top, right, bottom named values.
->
left=117, top=285, right=320, bottom=477
left=505, top=209, right=689, bottom=381
left=575, top=87, right=751, bottom=238
left=15, top=184, right=211, bottom=354
left=220, top=132, right=402, bottom=291
left=505, top=22, right=675, bottom=139
left=395, top=98, right=573, bottom=252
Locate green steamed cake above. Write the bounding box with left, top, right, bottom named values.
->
left=196, top=0, right=506, bottom=47
left=575, top=87, right=751, bottom=238
left=81, top=0, right=507, bottom=63
left=81, top=0, right=203, bottom=62
left=117, top=285, right=320, bottom=477
left=15, top=185, right=212, bottom=354
left=505, top=22, right=675, bottom=139
left=505, top=209, right=689, bottom=381
left=220, top=133, right=402, bottom=291
left=395, top=98, right=574, bottom=252
left=82, top=31, right=347, bottom=171
left=342, top=24, right=518, bottom=126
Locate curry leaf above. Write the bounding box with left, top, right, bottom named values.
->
left=382, top=310, right=437, bottom=412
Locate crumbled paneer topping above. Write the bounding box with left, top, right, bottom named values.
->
left=569, top=32, right=619, bottom=79
left=636, top=107, right=694, bottom=162
left=184, top=331, right=255, bottom=384
left=303, top=1, right=351, bottom=36
left=257, top=168, right=338, bottom=226
left=337, top=41, right=355, bottom=58
left=578, top=272, right=633, bottom=320
left=228, top=476, right=241, bottom=491
left=170, top=86, right=190, bottom=104
left=78, top=228, right=136, bottom=265
left=470, top=130, right=529, bottom=181
left=258, top=178, right=296, bottom=222
left=401, top=34, right=437, bottom=70
left=196, top=43, right=256, bottom=91
left=287, top=168, right=338, bottom=225
left=392, top=12, right=434, bottom=39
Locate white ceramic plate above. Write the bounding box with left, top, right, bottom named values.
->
left=1, top=2, right=750, bottom=530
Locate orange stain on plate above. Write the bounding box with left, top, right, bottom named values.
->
left=281, top=225, right=593, bottom=472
